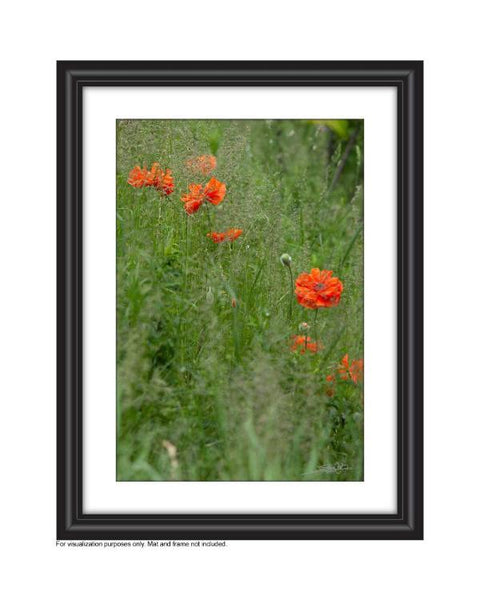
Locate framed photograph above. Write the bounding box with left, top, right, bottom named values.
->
left=57, top=61, right=423, bottom=540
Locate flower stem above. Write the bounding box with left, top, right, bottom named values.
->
left=206, top=203, right=213, bottom=231
left=232, top=300, right=240, bottom=362
left=313, top=309, right=319, bottom=345
left=181, top=214, right=189, bottom=365
left=157, top=195, right=162, bottom=254
left=184, top=214, right=189, bottom=289
left=287, top=263, right=294, bottom=319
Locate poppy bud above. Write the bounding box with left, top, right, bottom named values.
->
left=280, top=253, right=292, bottom=267
left=299, top=322, right=310, bottom=332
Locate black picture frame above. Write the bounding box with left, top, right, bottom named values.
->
left=57, top=61, right=423, bottom=540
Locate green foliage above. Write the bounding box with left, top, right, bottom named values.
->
left=116, top=119, right=364, bottom=481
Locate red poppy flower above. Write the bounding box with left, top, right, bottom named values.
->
left=338, top=354, right=351, bottom=381
left=127, top=163, right=174, bottom=194
left=295, top=268, right=343, bottom=309
left=337, top=354, right=364, bottom=384
left=154, top=167, right=174, bottom=195
left=207, top=228, right=243, bottom=243
left=182, top=198, right=202, bottom=215
left=186, top=155, right=217, bottom=175
left=203, top=177, right=226, bottom=205
left=290, top=335, right=321, bottom=354
left=206, top=232, right=226, bottom=243
left=325, top=372, right=337, bottom=396
left=349, top=358, right=364, bottom=384
left=181, top=184, right=204, bottom=214
left=148, top=162, right=161, bottom=178
left=127, top=165, right=150, bottom=188
left=180, top=179, right=227, bottom=214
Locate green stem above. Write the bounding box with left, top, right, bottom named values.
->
left=157, top=195, right=162, bottom=255
left=287, top=264, right=294, bottom=319
left=232, top=302, right=240, bottom=362
left=206, top=204, right=213, bottom=232
left=181, top=214, right=189, bottom=365
left=184, top=214, right=189, bottom=289
left=313, top=309, right=319, bottom=345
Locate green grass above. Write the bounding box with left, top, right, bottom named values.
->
left=116, top=119, right=364, bottom=481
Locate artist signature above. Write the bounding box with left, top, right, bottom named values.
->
left=302, top=462, right=350, bottom=476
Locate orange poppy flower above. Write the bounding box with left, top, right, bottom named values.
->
left=127, top=165, right=150, bottom=188
left=325, top=372, right=337, bottom=396
left=182, top=198, right=202, bottom=215
left=203, top=177, right=226, bottom=205
left=290, top=335, right=320, bottom=354
left=180, top=178, right=227, bottom=214
left=127, top=163, right=174, bottom=194
left=207, top=228, right=243, bottom=243
left=186, top=155, right=217, bottom=175
left=295, top=268, right=343, bottom=309
left=337, top=354, right=364, bottom=384
left=181, top=184, right=204, bottom=214
left=206, top=231, right=226, bottom=243
left=148, top=162, right=161, bottom=179
left=338, top=354, right=350, bottom=381
left=155, top=167, right=174, bottom=195
left=349, top=358, right=364, bottom=384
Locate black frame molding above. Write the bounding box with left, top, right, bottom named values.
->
left=57, top=61, right=423, bottom=540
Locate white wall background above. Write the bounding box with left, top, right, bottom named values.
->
left=0, top=1, right=477, bottom=598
